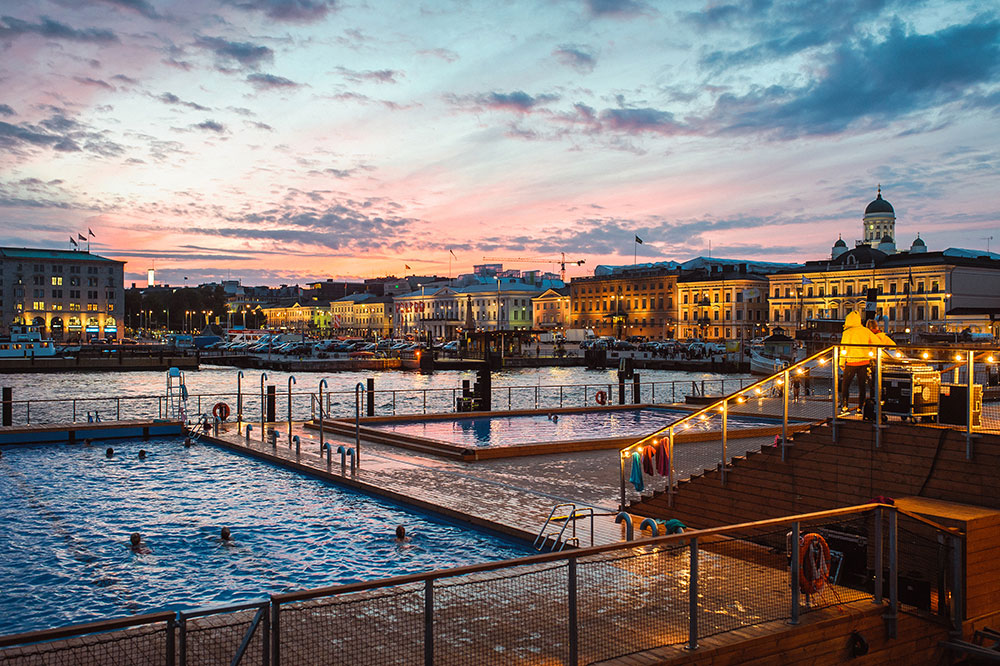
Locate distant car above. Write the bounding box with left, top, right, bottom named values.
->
left=120, top=338, right=138, bottom=345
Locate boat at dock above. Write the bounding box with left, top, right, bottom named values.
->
left=0, top=326, right=58, bottom=358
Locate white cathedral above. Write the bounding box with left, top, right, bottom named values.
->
left=831, top=186, right=926, bottom=259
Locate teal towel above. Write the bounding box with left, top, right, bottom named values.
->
left=629, top=452, right=644, bottom=491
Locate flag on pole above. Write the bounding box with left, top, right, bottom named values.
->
left=449, top=249, right=456, bottom=258
left=78, top=233, right=87, bottom=241
left=70, top=236, right=78, bottom=246
left=88, top=228, right=95, bottom=237
left=907, top=267, right=914, bottom=288
left=801, top=276, right=814, bottom=285
left=634, top=235, right=644, bottom=245
left=405, top=264, right=411, bottom=270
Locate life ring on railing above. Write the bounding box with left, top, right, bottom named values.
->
left=595, top=390, right=607, bottom=406
left=212, top=401, right=231, bottom=422
left=799, top=533, right=831, bottom=595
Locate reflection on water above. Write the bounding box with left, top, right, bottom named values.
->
left=1, top=364, right=751, bottom=425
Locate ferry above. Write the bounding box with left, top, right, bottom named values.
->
left=0, top=326, right=58, bottom=358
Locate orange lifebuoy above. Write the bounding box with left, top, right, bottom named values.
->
left=212, top=401, right=231, bottom=421
left=799, top=533, right=831, bottom=595
left=595, top=390, right=607, bottom=406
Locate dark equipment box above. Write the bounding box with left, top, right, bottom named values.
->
left=938, top=383, right=983, bottom=427
left=881, top=364, right=940, bottom=420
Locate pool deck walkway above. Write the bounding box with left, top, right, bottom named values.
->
left=204, top=416, right=777, bottom=549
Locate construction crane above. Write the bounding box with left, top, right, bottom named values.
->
left=481, top=252, right=585, bottom=282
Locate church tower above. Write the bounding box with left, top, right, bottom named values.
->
left=862, top=185, right=895, bottom=248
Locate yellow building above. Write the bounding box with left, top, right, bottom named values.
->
left=531, top=287, right=570, bottom=331
left=676, top=272, right=769, bottom=341
left=261, top=302, right=332, bottom=334
left=568, top=268, right=677, bottom=339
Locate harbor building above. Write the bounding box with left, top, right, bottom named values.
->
left=568, top=267, right=677, bottom=340
left=328, top=293, right=393, bottom=337
left=531, top=286, right=570, bottom=332
left=260, top=302, right=333, bottom=334
left=0, top=247, right=125, bottom=341
left=675, top=268, right=770, bottom=341
left=768, top=190, right=1000, bottom=339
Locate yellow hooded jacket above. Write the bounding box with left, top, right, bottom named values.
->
left=840, top=311, right=878, bottom=366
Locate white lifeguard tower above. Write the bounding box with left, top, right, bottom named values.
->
left=166, top=367, right=189, bottom=422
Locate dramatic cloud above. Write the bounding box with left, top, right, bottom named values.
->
left=246, top=73, right=301, bottom=89
left=553, top=45, right=597, bottom=73
left=221, top=0, right=338, bottom=23
left=707, top=21, right=1000, bottom=137
left=0, top=104, right=15, bottom=116
left=0, top=15, right=118, bottom=43
left=194, top=35, right=273, bottom=69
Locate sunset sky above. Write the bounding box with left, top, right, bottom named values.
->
left=1, top=0, right=998, bottom=286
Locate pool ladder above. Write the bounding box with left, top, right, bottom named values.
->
left=533, top=503, right=595, bottom=552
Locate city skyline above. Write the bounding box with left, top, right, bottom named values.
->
left=1, top=0, right=998, bottom=286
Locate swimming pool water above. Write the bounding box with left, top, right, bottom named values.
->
left=371, top=407, right=783, bottom=448
left=0, top=439, right=532, bottom=636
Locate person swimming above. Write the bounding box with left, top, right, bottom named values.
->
left=129, top=532, right=151, bottom=554
left=220, top=526, right=231, bottom=541
left=105, top=447, right=114, bottom=458
left=138, top=450, right=147, bottom=460
left=395, top=525, right=408, bottom=541
left=183, top=437, right=192, bottom=448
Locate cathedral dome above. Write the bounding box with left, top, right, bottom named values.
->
left=865, top=191, right=894, bottom=215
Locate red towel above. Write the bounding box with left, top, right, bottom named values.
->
left=655, top=440, right=669, bottom=476
left=641, top=445, right=656, bottom=475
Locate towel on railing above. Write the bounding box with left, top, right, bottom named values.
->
left=641, top=445, right=656, bottom=475
left=655, top=440, right=669, bottom=476
left=629, top=452, right=644, bottom=491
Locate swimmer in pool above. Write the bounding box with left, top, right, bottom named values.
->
left=183, top=437, right=192, bottom=448
left=220, top=526, right=232, bottom=541
left=395, top=525, right=409, bottom=542
left=138, top=450, right=147, bottom=460
left=129, top=532, right=151, bottom=554
left=105, top=447, right=114, bottom=458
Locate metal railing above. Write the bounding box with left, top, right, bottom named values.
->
left=0, top=377, right=758, bottom=427
left=616, top=343, right=999, bottom=510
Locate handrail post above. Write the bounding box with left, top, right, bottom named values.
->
left=966, top=351, right=975, bottom=459
left=569, top=557, right=579, bottom=665
left=237, top=370, right=244, bottom=422
left=167, top=614, right=176, bottom=666
left=790, top=521, right=800, bottom=625
left=874, top=507, right=883, bottom=605
left=178, top=614, right=187, bottom=666
left=271, top=599, right=280, bottom=666
left=424, top=579, right=434, bottom=666
left=262, top=602, right=271, bottom=666
left=318, top=379, right=328, bottom=456
left=781, top=369, right=789, bottom=461
left=831, top=346, right=839, bottom=442
left=619, top=451, right=627, bottom=511
left=721, top=398, right=728, bottom=485
left=667, top=427, right=675, bottom=507
left=688, top=537, right=699, bottom=650
left=888, top=507, right=898, bottom=638
left=355, top=382, right=365, bottom=466
left=287, top=376, right=296, bottom=442
left=260, top=372, right=268, bottom=442
left=875, top=349, right=883, bottom=447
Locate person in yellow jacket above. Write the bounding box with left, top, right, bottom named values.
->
left=839, top=311, right=878, bottom=413
left=865, top=319, right=895, bottom=396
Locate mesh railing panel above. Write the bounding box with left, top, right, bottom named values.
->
left=184, top=606, right=266, bottom=666
left=894, top=512, right=954, bottom=618
left=433, top=562, right=569, bottom=665
left=278, top=583, right=424, bottom=666
left=576, top=544, right=690, bottom=663
left=0, top=622, right=169, bottom=666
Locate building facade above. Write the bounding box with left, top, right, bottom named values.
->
left=676, top=271, right=769, bottom=341
left=1, top=247, right=125, bottom=340
left=261, top=302, right=333, bottom=333
left=532, top=287, right=570, bottom=331
left=568, top=268, right=677, bottom=339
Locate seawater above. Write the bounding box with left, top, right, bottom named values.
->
left=0, top=438, right=532, bottom=635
